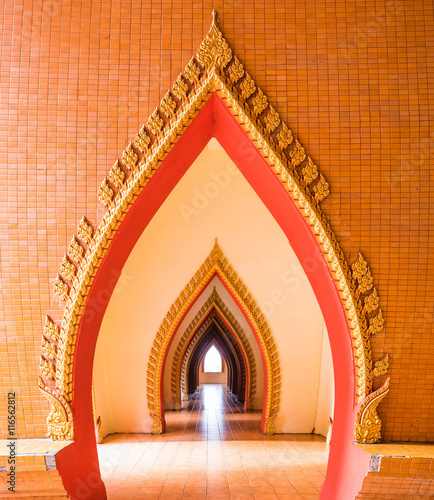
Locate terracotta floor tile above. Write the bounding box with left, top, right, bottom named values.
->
left=96, top=385, right=329, bottom=499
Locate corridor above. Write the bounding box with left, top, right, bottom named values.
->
left=98, top=385, right=329, bottom=499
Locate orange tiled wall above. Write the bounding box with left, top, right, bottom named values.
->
left=0, top=0, right=433, bottom=442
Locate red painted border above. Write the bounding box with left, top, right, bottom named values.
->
left=56, top=93, right=370, bottom=500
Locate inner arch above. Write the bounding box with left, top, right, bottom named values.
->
left=93, top=138, right=332, bottom=438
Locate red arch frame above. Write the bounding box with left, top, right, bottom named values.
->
left=55, top=93, right=370, bottom=500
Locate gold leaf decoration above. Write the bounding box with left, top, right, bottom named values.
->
left=358, top=269, right=374, bottom=295
left=363, top=288, right=380, bottom=314
left=276, top=123, right=293, bottom=150
left=367, top=309, right=384, bottom=337
left=251, top=88, right=268, bottom=117
left=60, top=256, right=76, bottom=282
left=121, top=143, right=138, bottom=172
left=97, top=179, right=114, bottom=206
left=184, top=58, right=201, bottom=86
left=53, top=276, right=69, bottom=301
left=301, top=157, right=319, bottom=185
left=239, top=73, right=256, bottom=100
left=373, top=353, right=389, bottom=377
left=196, top=10, right=232, bottom=70
left=41, top=338, right=56, bottom=361
left=40, top=357, right=56, bottom=379
left=352, top=253, right=369, bottom=280
left=264, top=106, right=280, bottom=133
left=160, top=91, right=177, bottom=119
left=289, top=139, right=306, bottom=167
left=355, top=378, right=390, bottom=443
left=172, top=75, right=189, bottom=102
left=313, top=174, right=330, bottom=203
left=134, top=125, right=151, bottom=154
left=68, top=237, right=84, bottom=264
left=147, top=109, right=164, bottom=136
left=44, top=317, right=60, bottom=342
left=77, top=217, right=93, bottom=245
left=228, top=56, right=244, bottom=83
left=39, top=378, right=74, bottom=441
left=109, top=160, right=125, bottom=189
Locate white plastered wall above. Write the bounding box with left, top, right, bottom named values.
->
left=93, top=138, right=334, bottom=436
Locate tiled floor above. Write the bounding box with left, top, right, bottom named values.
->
left=98, top=385, right=329, bottom=499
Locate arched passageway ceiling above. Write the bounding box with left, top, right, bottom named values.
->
left=171, top=287, right=256, bottom=410
left=39, top=11, right=388, bottom=453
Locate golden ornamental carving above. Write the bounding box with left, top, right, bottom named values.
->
left=40, top=357, right=56, bottom=379
left=44, top=12, right=387, bottom=440
left=110, top=160, right=125, bottom=189
left=367, top=309, right=384, bottom=337
left=228, top=56, right=244, bottom=84
left=264, top=106, right=280, bottom=133
left=41, top=338, right=57, bottom=361
left=68, top=237, right=84, bottom=264
left=239, top=73, right=256, bottom=100
left=363, top=288, right=379, bottom=314
left=301, top=157, right=318, bottom=186
left=160, top=92, right=177, bottom=118
left=147, top=242, right=279, bottom=435
left=53, top=276, right=69, bottom=301
left=171, top=288, right=256, bottom=412
left=355, top=378, right=390, bottom=443
left=121, top=143, right=138, bottom=172
left=60, top=256, right=76, bottom=282
left=196, top=10, right=232, bottom=70
left=276, top=123, right=293, bottom=150
left=251, top=88, right=268, bottom=117
left=352, top=253, right=374, bottom=297
left=39, top=378, right=73, bottom=441
left=134, top=125, right=151, bottom=154
left=313, top=174, right=330, bottom=203
left=44, top=316, right=60, bottom=342
left=289, top=139, right=306, bottom=167
left=77, top=217, right=93, bottom=245
left=172, top=75, right=189, bottom=102
left=147, top=109, right=164, bottom=136
left=184, top=58, right=201, bottom=86
left=97, top=179, right=114, bottom=206
left=373, top=353, right=389, bottom=378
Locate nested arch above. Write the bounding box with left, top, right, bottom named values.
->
left=170, top=288, right=256, bottom=410
left=147, top=242, right=280, bottom=435
left=188, top=329, right=238, bottom=395
left=37, top=13, right=389, bottom=500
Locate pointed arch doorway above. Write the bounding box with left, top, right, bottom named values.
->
left=41, top=15, right=389, bottom=500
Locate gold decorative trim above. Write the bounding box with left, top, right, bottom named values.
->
left=39, top=378, right=73, bottom=441
left=170, top=288, right=256, bottom=410
left=148, top=241, right=279, bottom=435
left=183, top=316, right=243, bottom=402
left=44, top=316, right=60, bottom=342
left=373, top=354, right=389, bottom=378
left=355, top=378, right=390, bottom=443
left=53, top=276, right=69, bottom=301
left=41, top=11, right=386, bottom=440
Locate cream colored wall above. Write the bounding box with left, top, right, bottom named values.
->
left=314, top=325, right=335, bottom=437
left=199, top=359, right=228, bottom=385
left=93, top=138, right=334, bottom=436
